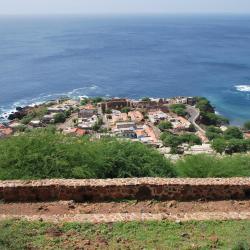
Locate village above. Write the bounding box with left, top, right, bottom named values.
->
left=1, top=96, right=250, bottom=160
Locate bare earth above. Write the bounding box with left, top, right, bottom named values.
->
left=1, top=200, right=250, bottom=223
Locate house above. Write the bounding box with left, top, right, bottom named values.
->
left=42, top=113, right=57, bottom=124
left=78, top=115, right=98, bottom=130
left=128, top=111, right=144, bottom=123
left=169, top=97, right=188, bottom=105
left=104, top=111, right=129, bottom=128
left=116, top=121, right=136, bottom=130
left=79, top=109, right=96, bottom=118
left=63, top=127, right=86, bottom=136
left=79, top=104, right=97, bottom=118
left=143, top=124, right=158, bottom=143
left=47, top=105, right=68, bottom=113
left=99, top=98, right=131, bottom=113
left=187, top=97, right=196, bottom=106
left=132, top=100, right=159, bottom=109
left=112, top=121, right=137, bottom=138
left=148, top=110, right=169, bottom=124
left=167, top=115, right=191, bottom=131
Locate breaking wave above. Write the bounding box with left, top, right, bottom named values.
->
left=0, top=84, right=103, bottom=122
left=235, top=85, right=250, bottom=92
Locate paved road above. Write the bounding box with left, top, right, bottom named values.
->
left=186, top=105, right=206, bottom=134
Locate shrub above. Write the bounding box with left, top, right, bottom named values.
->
left=212, top=138, right=227, bottom=154
left=175, top=154, right=250, bottom=178
left=170, top=104, right=187, bottom=116
left=244, top=121, right=250, bottom=131
left=121, top=107, right=131, bottom=113
left=206, top=126, right=223, bottom=140
left=158, top=121, right=172, bottom=131
left=0, top=129, right=175, bottom=180
left=54, top=112, right=66, bottom=123
left=224, top=127, right=243, bottom=140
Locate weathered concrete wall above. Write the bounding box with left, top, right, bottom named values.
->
left=0, top=178, right=250, bottom=202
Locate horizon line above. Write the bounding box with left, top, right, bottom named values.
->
left=1, top=12, right=250, bottom=16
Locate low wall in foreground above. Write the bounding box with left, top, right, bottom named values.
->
left=1, top=178, right=250, bottom=202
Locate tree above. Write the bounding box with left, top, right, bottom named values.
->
left=225, top=139, right=248, bottom=154
left=54, top=113, right=66, bottom=123
left=244, top=121, right=250, bottom=131
left=169, top=104, right=187, bottom=117
left=0, top=129, right=176, bottom=180
left=188, top=124, right=196, bottom=132
left=175, top=154, right=250, bottom=178
left=158, top=121, right=172, bottom=131
left=121, top=107, right=131, bottom=113
left=195, top=97, right=214, bottom=113
left=91, top=97, right=103, bottom=104
left=179, top=134, right=202, bottom=145
left=206, top=126, right=223, bottom=141
left=224, top=127, right=243, bottom=140
left=212, top=138, right=227, bottom=154
left=92, top=118, right=103, bottom=132
left=80, top=98, right=89, bottom=105
left=200, top=112, right=229, bottom=126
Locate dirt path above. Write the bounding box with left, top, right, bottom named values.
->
left=1, top=200, right=250, bottom=223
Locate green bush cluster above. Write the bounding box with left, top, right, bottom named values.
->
left=176, top=154, right=250, bottom=178
left=157, top=121, right=173, bottom=131
left=1, top=129, right=250, bottom=180
left=161, top=132, right=201, bottom=153
left=195, top=97, right=229, bottom=126
left=0, top=129, right=175, bottom=180
left=169, top=104, right=187, bottom=117
left=206, top=126, right=249, bottom=154
left=21, top=106, right=48, bottom=125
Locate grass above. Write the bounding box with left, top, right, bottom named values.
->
left=0, top=219, right=250, bottom=249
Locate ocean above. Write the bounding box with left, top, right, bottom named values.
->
left=0, top=15, right=250, bottom=124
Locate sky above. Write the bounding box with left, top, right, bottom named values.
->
left=0, top=0, right=250, bottom=15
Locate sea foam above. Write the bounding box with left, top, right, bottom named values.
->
left=235, top=85, right=250, bottom=92
left=0, top=85, right=102, bottom=123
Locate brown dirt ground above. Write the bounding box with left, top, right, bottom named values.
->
left=0, top=200, right=250, bottom=216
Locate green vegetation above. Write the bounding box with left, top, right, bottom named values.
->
left=212, top=138, right=250, bottom=154
left=91, top=97, right=103, bottom=105
left=244, top=121, right=250, bottom=131
left=80, top=97, right=103, bottom=106
left=141, top=97, right=151, bottom=102
left=207, top=126, right=248, bottom=154
left=0, top=219, right=249, bottom=250
left=54, top=112, right=67, bottom=123
left=0, top=129, right=175, bottom=180
left=169, top=104, right=187, bottom=117
left=20, top=106, right=48, bottom=125
left=206, top=126, right=223, bottom=140
left=161, top=132, right=201, bottom=153
left=80, top=98, right=89, bottom=105
left=121, top=107, right=131, bottom=113
left=1, top=127, right=250, bottom=180
left=224, top=127, right=243, bottom=140
left=92, top=118, right=104, bottom=132
left=195, top=97, right=229, bottom=126
left=157, top=121, right=173, bottom=131
left=176, top=154, right=250, bottom=178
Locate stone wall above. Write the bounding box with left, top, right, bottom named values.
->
left=0, top=178, right=250, bottom=202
